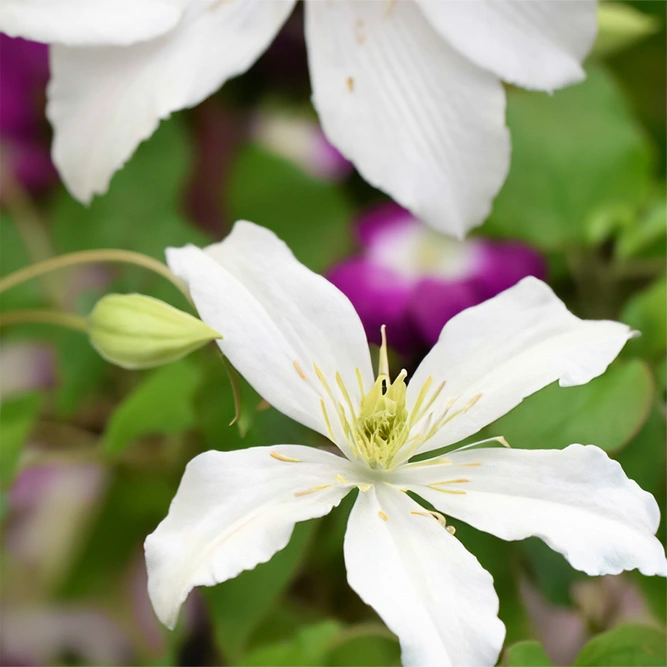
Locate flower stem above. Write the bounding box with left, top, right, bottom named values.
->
left=1, top=166, right=63, bottom=306
left=0, top=309, right=89, bottom=332
left=0, top=249, right=190, bottom=303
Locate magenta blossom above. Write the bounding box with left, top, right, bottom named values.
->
left=252, top=110, right=352, bottom=183
left=328, top=203, right=546, bottom=355
left=0, top=34, right=56, bottom=193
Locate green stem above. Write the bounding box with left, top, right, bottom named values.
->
left=0, top=249, right=190, bottom=303
left=0, top=309, right=89, bottom=332
left=1, top=165, right=63, bottom=306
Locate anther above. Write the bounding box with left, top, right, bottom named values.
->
left=378, top=511, right=388, bottom=522
left=446, top=525, right=456, bottom=535
left=379, top=324, right=391, bottom=382
left=464, top=393, right=482, bottom=412
left=426, top=484, right=467, bottom=495
left=270, top=451, right=301, bottom=463
left=293, top=360, right=307, bottom=380
left=294, top=484, right=332, bottom=497
left=430, top=478, right=469, bottom=485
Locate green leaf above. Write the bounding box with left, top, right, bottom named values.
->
left=53, top=117, right=209, bottom=303
left=520, top=536, right=582, bottom=606
left=617, top=197, right=667, bottom=259
left=487, top=67, right=653, bottom=249
left=324, top=633, right=401, bottom=667
left=242, top=620, right=342, bottom=667
left=622, top=278, right=667, bottom=360
left=0, top=392, right=42, bottom=488
left=616, top=405, right=667, bottom=498
left=102, top=359, right=203, bottom=456
left=573, top=624, right=666, bottom=666
left=53, top=327, right=108, bottom=417
left=637, top=569, right=667, bottom=629
left=58, top=467, right=177, bottom=599
left=504, top=640, right=554, bottom=667
left=468, top=359, right=653, bottom=454
left=227, top=145, right=353, bottom=272
left=205, top=520, right=317, bottom=664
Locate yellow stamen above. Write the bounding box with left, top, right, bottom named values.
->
left=430, top=478, right=469, bottom=485
left=465, top=393, right=482, bottom=411
left=409, top=457, right=452, bottom=467
left=270, top=451, right=301, bottom=463
left=378, top=511, right=388, bottom=522
left=355, top=367, right=366, bottom=397
left=426, top=484, right=467, bottom=495
left=293, top=360, right=307, bottom=380
left=379, top=324, right=391, bottom=383
left=409, top=378, right=447, bottom=428
left=294, top=484, right=332, bottom=498
left=410, top=510, right=449, bottom=529
left=313, top=363, right=335, bottom=401
left=319, top=399, right=337, bottom=443
left=336, top=371, right=358, bottom=421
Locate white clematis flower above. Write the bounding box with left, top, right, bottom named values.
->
left=145, top=221, right=666, bottom=666
left=0, top=0, right=597, bottom=236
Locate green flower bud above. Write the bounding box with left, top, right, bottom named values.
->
left=594, top=3, right=658, bottom=58
left=89, top=294, right=221, bottom=369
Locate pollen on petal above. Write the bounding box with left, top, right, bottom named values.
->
left=378, top=511, right=388, bottom=521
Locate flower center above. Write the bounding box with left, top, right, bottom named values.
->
left=304, top=327, right=482, bottom=471
left=353, top=371, right=411, bottom=469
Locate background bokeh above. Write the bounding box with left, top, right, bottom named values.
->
left=0, top=2, right=665, bottom=666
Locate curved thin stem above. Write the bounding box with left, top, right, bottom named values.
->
left=0, top=249, right=190, bottom=303
left=0, top=309, right=88, bottom=332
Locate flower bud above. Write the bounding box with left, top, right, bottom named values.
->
left=594, top=3, right=658, bottom=58
left=89, top=294, right=221, bottom=369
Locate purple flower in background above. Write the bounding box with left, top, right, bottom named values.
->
left=0, top=34, right=56, bottom=193
left=252, top=110, right=352, bottom=182
left=328, top=203, right=546, bottom=355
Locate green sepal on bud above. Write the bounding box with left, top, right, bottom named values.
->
left=89, top=294, right=221, bottom=369
left=594, top=3, right=659, bottom=58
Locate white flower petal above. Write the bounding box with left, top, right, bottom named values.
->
left=166, top=222, right=374, bottom=450
left=417, top=0, right=598, bottom=91
left=393, top=445, right=667, bottom=578
left=405, top=278, right=634, bottom=458
left=47, top=0, right=296, bottom=203
left=0, top=0, right=182, bottom=46
left=344, top=483, right=504, bottom=667
left=305, top=0, right=509, bottom=238
left=145, top=444, right=356, bottom=630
